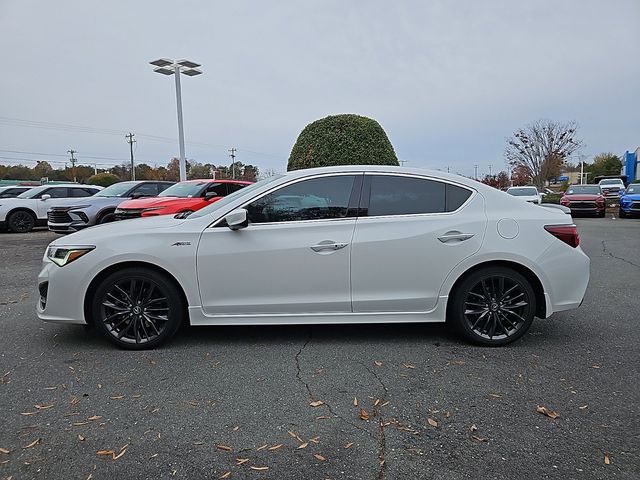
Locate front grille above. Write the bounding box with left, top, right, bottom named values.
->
left=47, top=209, right=72, bottom=223
left=569, top=201, right=596, bottom=209
left=114, top=208, right=143, bottom=221
left=631, top=202, right=640, bottom=211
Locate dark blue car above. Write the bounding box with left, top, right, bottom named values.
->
left=618, top=184, right=640, bottom=218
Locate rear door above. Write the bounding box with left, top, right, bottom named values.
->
left=350, top=174, right=486, bottom=312
left=34, top=187, right=70, bottom=218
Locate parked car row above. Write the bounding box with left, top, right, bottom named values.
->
left=0, top=179, right=253, bottom=233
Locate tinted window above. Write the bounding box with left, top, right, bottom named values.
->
left=204, top=183, right=228, bottom=197
left=69, top=188, right=93, bottom=197
left=44, top=187, right=70, bottom=198
left=446, top=183, right=472, bottom=211
left=247, top=175, right=355, bottom=224
left=157, top=183, right=172, bottom=193
left=227, top=183, right=248, bottom=194
left=133, top=183, right=159, bottom=197
left=368, top=176, right=446, bottom=216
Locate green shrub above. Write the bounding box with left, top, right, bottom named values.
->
left=88, top=172, right=120, bottom=187
left=287, top=114, right=399, bottom=171
left=542, top=193, right=562, bottom=204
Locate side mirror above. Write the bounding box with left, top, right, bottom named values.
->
left=40, top=194, right=51, bottom=201
left=131, top=192, right=146, bottom=199
left=224, top=209, right=248, bottom=231
left=204, top=192, right=219, bottom=201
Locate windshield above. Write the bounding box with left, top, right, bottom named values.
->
left=600, top=179, right=622, bottom=185
left=189, top=175, right=283, bottom=219
left=566, top=185, right=600, bottom=195
left=96, top=181, right=138, bottom=197
left=507, top=187, right=538, bottom=196
left=625, top=185, right=639, bottom=194
left=159, top=182, right=209, bottom=198
left=17, top=185, right=52, bottom=198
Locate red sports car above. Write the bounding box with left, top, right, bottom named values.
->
left=114, top=179, right=252, bottom=220
left=559, top=184, right=606, bottom=217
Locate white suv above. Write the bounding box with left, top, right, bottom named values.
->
left=0, top=184, right=102, bottom=233
left=598, top=178, right=625, bottom=197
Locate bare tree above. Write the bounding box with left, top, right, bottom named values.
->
left=505, top=119, right=583, bottom=189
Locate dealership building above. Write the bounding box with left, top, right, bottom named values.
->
left=622, top=148, right=640, bottom=182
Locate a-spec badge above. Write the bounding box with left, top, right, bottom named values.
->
left=171, top=241, right=191, bottom=247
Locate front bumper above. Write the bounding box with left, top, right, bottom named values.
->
left=36, top=260, right=88, bottom=324
left=48, top=221, right=88, bottom=234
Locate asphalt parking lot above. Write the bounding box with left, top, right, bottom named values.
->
left=1, top=218, right=639, bottom=480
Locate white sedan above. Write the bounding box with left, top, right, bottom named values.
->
left=37, top=166, right=589, bottom=349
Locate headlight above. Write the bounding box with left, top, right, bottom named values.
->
left=47, top=245, right=95, bottom=267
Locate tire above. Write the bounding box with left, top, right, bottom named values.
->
left=7, top=210, right=36, bottom=233
left=448, top=266, right=536, bottom=346
left=97, top=212, right=116, bottom=224
left=618, top=209, right=627, bottom=218
left=91, top=267, right=185, bottom=350
left=598, top=210, right=606, bottom=218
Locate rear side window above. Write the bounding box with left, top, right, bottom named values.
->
left=134, top=183, right=160, bottom=197
left=367, top=175, right=471, bottom=216
left=69, top=188, right=94, bottom=197
left=157, top=183, right=172, bottom=193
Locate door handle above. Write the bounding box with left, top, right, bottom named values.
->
left=437, top=232, right=475, bottom=243
left=310, top=242, right=348, bottom=252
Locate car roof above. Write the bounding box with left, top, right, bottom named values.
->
left=178, top=179, right=252, bottom=184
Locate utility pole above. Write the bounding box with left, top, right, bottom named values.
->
left=488, top=164, right=493, bottom=177
left=474, top=164, right=479, bottom=180
left=67, top=149, right=77, bottom=182
left=447, top=166, right=450, bottom=173
left=126, top=132, right=136, bottom=180
left=399, top=159, right=408, bottom=167
left=228, top=147, right=237, bottom=179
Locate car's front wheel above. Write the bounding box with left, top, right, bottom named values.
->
left=449, top=267, right=536, bottom=346
left=91, top=267, right=185, bottom=349
left=7, top=210, right=36, bottom=233
left=618, top=208, right=627, bottom=218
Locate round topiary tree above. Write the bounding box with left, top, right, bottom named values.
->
left=88, top=172, right=120, bottom=187
left=287, top=114, right=399, bottom=171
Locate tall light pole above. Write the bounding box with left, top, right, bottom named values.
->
left=150, top=58, right=202, bottom=181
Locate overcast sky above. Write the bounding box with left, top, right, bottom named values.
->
left=1, top=0, right=638, bottom=177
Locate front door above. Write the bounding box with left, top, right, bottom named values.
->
left=196, top=174, right=361, bottom=315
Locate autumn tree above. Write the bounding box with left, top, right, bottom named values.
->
left=585, top=153, right=622, bottom=180
left=505, top=119, right=582, bottom=189
left=33, top=161, right=53, bottom=179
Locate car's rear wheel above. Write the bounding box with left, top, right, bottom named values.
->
left=449, top=267, right=536, bottom=346
left=91, top=267, right=184, bottom=349
left=598, top=210, right=606, bottom=218
left=7, top=210, right=36, bottom=233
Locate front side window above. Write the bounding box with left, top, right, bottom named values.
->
left=246, top=175, right=356, bottom=224
left=133, top=183, right=160, bottom=197
left=44, top=187, right=70, bottom=198
left=203, top=183, right=228, bottom=197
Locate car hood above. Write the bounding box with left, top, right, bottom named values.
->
left=563, top=194, right=601, bottom=201
left=51, top=196, right=126, bottom=209
left=116, top=196, right=201, bottom=209
left=52, top=214, right=188, bottom=245
left=620, top=193, right=640, bottom=201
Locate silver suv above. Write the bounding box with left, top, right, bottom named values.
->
left=48, top=181, right=174, bottom=233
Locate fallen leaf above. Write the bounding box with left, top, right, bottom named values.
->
left=23, top=439, right=41, bottom=449
left=216, top=444, right=233, bottom=452
left=44, top=386, right=57, bottom=390
left=381, top=401, right=390, bottom=407
left=78, top=434, right=85, bottom=441
left=445, top=411, right=452, bottom=418
left=316, top=416, right=330, bottom=420
left=268, top=444, right=283, bottom=451
left=353, top=397, right=358, bottom=406
left=0, top=448, right=9, bottom=454
left=87, top=415, right=102, bottom=421
left=236, top=458, right=249, bottom=465
left=232, top=426, right=239, bottom=431
left=592, top=365, right=601, bottom=369
left=256, top=444, right=268, bottom=451
left=470, top=424, right=478, bottom=432
left=70, top=396, right=80, bottom=405
left=471, top=435, right=489, bottom=443
left=97, top=384, right=102, bottom=389
left=309, top=400, right=324, bottom=407
left=359, top=409, right=369, bottom=421
left=309, top=436, right=320, bottom=444
left=314, top=454, right=326, bottom=461
left=451, top=360, right=465, bottom=365
left=132, top=394, right=141, bottom=399
left=604, top=453, right=611, bottom=465
left=374, top=361, right=382, bottom=367
left=488, top=393, right=502, bottom=398
left=113, top=445, right=128, bottom=460
left=96, top=450, right=115, bottom=456
left=579, top=405, right=588, bottom=410
left=220, top=472, right=231, bottom=479
left=427, top=418, right=438, bottom=428
left=193, top=441, right=204, bottom=446
left=73, top=421, right=89, bottom=426
left=402, top=363, right=415, bottom=369
left=186, top=400, right=198, bottom=407
left=249, top=466, right=269, bottom=471
left=20, top=412, right=38, bottom=416
left=297, top=443, right=308, bottom=449
left=287, top=430, right=302, bottom=442
left=344, top=442, right=354, bottom=449
left=110, top=395, right=125, bottom=400
left=34, top=404, right=54, bottom=410
left=536, top=405, right=560, bottom=419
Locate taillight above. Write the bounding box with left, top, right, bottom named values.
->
left=544, top=225, right=580, bottom=248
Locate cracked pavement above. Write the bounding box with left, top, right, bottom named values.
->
left=1, top=217, right=639, bottom=479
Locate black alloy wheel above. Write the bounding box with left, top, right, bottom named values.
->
left=98, top=212, right=116, bottom=224
left=92, top=268, right=184, bottom=349
left=450, top=267, right=536, bottom=346
left=8, top=210, right=36, bottom=233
